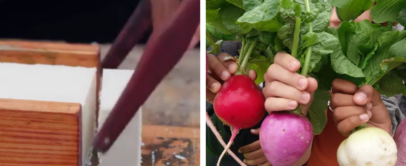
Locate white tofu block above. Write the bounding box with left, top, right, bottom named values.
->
left=98, top=69, right=142, bottom=166
left=0, top=63, right=97, bottom=165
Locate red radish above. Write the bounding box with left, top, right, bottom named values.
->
left=395, top=119, right=406, bottom=166
left=213, top=74, right=265, bottom=166
left=260, top=112, right=313, bottom=166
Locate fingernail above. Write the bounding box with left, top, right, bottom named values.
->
left=360, top=114, right=369, bottom=121
left=302, top=93, right=310, bottom=102
left=367, top=110, right=372, bottom=118
left=289, top=100, right=297, bottom=107
left=366, top=103, right=372, bottom=110
left=211, top=82, right=220, bottom=91
left=221, top=71, right=230, bottom=80
left=354, top=92, right=367, bottom=103
left=290, top=61, right=299, bottom=69
left=298, top=78, right=307, bottom=89
left=229, top=63, right=237, bottom=72
left=251, top=129, right=256, bottom=132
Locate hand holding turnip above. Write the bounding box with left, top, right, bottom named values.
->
left=330, top=78, right=392, bottom=136
left=206, top=53, right=256, bottom=104
left=260, top=52, right=316, bottom=166
left=262, top=52, right=318, bottom=116
left=331, top=79, right=397, bottom=166
left=238, top=128, right=271, bottom=166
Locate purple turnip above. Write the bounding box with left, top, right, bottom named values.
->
left=260, top=112, right=313, bottom=166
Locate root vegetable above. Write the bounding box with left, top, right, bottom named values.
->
left=394, top=119, right=406, bottom=166
left=260, top=112, right=313, bottom=166
left=337, top=127, right=397, bottom=166
left=213, top=74, right=265, bottom=166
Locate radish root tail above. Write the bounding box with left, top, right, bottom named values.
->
left=217, top=126, right=239, bottom=166
left=206, top=112, right=246, bottom=166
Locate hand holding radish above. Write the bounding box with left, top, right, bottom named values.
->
left=238, top=128, right=271, bottom=166
left=330, top=78, right=392, bottom=136
left=262, top=52, right=318, bottom=115
left=206, top=53, right=256, bottom=104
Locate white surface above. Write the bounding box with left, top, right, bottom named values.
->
left=98, top=69, right=142, bottom=166
left=0, top=62, right=97, bottom=165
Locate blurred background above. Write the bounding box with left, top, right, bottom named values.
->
left=0, top=0, right=200, bottom=165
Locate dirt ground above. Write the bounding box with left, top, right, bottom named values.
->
left=100, top=45, right=200, bottom=128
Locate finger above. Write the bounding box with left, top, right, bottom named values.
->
left=330, top=93, right=357, bottom=110
left=259, top=162, right=272, bottom=166
left=243, top=149, right=264, bottom=160
left=249, top=69, right=257, bottom=81
left=337, top=113, right=370, bottom=137
left=207, top=54, right=231, bottom=81
left=305, top=77, right=318, bottom=93
left=274, top=52, right=301, bottom=72
left=332, top=106, right=367, bottom=122
left=353, top=84, right=383, bottom=106
left=206, top=74, right=221, bottom=93
left=263, top=81, right=311, bottom=104
left=244, top=156, right=269, bottom=166
left=251, top=128, right=260, bottom=135
left=239, top=141, right=261, bottom=153
left=265, top=64, right=308, bottom=91
left=265, top=97, right=298, bottom=113
left=218, top=53, right=239, bottom=74
left=332, top=78, right=359, bottom=94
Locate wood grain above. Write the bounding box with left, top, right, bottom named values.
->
left=0, top=98, right=81, bottom=166
left=141, top=125, right=200, bottom=166
left=0, top=40, right=100, bottom=67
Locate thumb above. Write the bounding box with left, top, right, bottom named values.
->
left=353, top=84, right=382, bottom=107
left=251, top=128, right=260, bottom=135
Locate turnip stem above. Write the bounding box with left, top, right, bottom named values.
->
left=301, top=0, right=313, bottom=77
left=237, top=41, right=257, bottom=75
left=301, top=47, right=313, bottom=76
left=292, top=0, right=312, bottom=116
left=291, top=17, right=301, bottom=59
left=217, top=127, right=240, bottom=166
left=238, top=37, right=247, bottom=65
left=206, top=113, right=247, bottom=166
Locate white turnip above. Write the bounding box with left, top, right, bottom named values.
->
left=337, top=127, right=397, bottom=166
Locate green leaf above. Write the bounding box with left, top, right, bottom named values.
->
left=254, top=19, right=283, bottom=32
left=330, top=49, right=365, bottom=78
left=312, top=32, right=340, bottom=56
left=375, top=71, right=406, bottom=97
left=237, top=0, right=282, bottom=24
left=206, top=9, right=232, bottom=34
left=337, top=20, right=388, bottom=66
left=307, top=89, right=330, bottom=135
left=326, top=27, right=338, bottom=37
left=302, top=32, right=318, bottom=47
left=258, top=31, right=276, bottom=45
left=206, top=0, right=228, bottom=9
left=250, top=60, right=271, bottom=84
left=242, top=0, right=262, bottom=11
left=370, top=0, right=406, bottom=23
left=219, top=5, right=253, bottom=34
left=335, top=0, right=374, bottom=22
left=327, top=0, right=352, bottom=8
left=363, top=31, right=406, bottom=83
left=399, top=8, right=406, bottom=27
left=226, top=0, right=245, bottom=9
